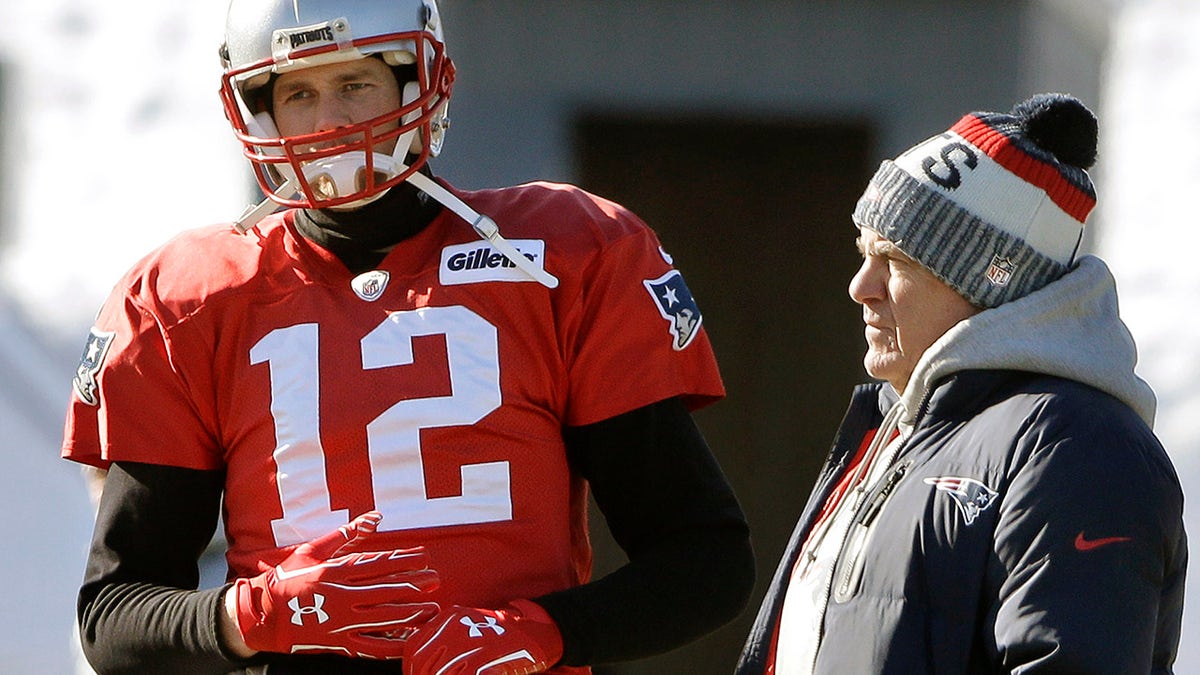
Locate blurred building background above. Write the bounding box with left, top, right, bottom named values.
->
left=0, top=1, right=1194, bottom=673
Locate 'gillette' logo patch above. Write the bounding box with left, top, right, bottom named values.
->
left=440, top=240, right=547, bottom=285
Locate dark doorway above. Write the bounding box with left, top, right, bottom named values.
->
left=574, top=113, right=875, bottom=674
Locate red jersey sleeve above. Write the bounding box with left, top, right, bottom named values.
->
left=62, top=277, right=222, bottom=471
left=561, top=211, right=724, bottom=427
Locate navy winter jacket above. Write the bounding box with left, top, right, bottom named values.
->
left=739, top=372, right=1186, bottom=673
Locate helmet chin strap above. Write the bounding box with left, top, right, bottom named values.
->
left=234, top=178, right=296, bottom=232
left=403, top=169, right=559, bottom=288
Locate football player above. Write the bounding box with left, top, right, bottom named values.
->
left=62, top=1, right=755, bottom=673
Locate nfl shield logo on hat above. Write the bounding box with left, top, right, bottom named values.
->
left=985, top=254, right=1016, bottom=287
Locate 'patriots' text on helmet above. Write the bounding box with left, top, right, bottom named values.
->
left=219, top=0, right=454, bottom=210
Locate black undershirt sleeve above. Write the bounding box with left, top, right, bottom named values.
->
left=77, top=461, right=245, bottom=674
left=537, top=396, right=756, bottom=666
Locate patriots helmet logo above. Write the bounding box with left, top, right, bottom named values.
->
left=73, top=327, right=115, bottom=406
left=924, top=476, right=998, bottom=525
left=643, top=270, right=703, bottom=351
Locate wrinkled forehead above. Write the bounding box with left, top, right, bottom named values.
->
left=855, top=227, right=900, bottom=255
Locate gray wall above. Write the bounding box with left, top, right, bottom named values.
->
left=433, top=0, right=1100, bottom=189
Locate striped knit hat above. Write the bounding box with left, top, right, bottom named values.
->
left=853, top=93, right=1098, bottom=308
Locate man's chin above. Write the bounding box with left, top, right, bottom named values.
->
left=863, top=353, right=904, bottom=385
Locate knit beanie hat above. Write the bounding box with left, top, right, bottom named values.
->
left=852, top=93, right=1098, bottom=308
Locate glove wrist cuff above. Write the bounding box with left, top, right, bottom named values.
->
left=231, top=577, right=269, bottom=650
left=507, top=599, right=565, bottom=668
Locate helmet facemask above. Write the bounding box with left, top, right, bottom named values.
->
left=219, top=14, right=454, bottom=211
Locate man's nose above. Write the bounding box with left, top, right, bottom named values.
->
left=312, top=96, right=356, bottom=133
left=849, top=258, right=885, bottom=305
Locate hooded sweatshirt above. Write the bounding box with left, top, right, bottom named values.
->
left=902, top=255, right=1155, bottom=427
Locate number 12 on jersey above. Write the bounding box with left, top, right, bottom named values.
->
left=250, top=306, right=513, bottom=547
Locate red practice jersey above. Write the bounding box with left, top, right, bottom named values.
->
left=63, top=181, right=724, bottom=626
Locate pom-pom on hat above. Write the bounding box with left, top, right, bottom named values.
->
left=852, top=93, right=1098, bottom=308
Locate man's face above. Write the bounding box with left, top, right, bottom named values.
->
left=849, top=228, right=980, bottom=394
left=272, top=57, right=403, bottom=154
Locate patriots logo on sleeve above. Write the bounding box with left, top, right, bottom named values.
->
left=643, top=270, right=703, bottom=351
left=73, top=327, right=115, bottom=406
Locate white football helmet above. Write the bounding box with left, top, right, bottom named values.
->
left=219, top=0, right=453, bottom=210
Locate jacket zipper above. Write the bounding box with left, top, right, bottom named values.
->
left=829, top=387, right=933, bottom=605
left=833, top=460, right=909, bottom=602
left=858, top=461, right=909, bottom=527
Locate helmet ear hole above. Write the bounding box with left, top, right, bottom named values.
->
left=390, top=64, right=420, bottom=91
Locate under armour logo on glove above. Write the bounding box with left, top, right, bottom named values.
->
left=288, top=594, right=329, bottom=626
left=403, top=599, right=564, bottom=675
left=234, top=511, right=441, bottom=659
left=462, top=614, right=506, bottom=638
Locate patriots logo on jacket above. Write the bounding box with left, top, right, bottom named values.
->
left=924, top=476, right=998, bottom=525
left=643, top=270, right=703, bottom=351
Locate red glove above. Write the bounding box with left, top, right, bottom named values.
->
left=403, top=599, right=564, bottom=675
left=234, top=511, right=440, bottom=659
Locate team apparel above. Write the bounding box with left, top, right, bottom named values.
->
left=64, top=180, right=724, bottom=673
left=234, top=511, right=440, bottom=659
left=738, top=258, right=1185, bottom=674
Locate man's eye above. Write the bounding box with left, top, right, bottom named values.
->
left=280, top=90, right=311, bottom=104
